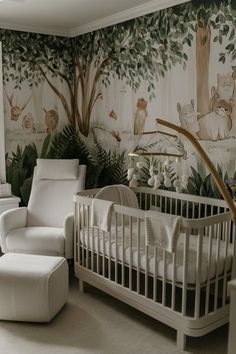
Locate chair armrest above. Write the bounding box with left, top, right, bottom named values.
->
left=0, top=207, right=27, bottom=253
left=64, top=213, right=74, bottom=259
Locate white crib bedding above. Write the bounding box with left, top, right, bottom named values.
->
left=80, top=223, right=233, bottom=285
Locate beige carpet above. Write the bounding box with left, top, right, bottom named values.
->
left=0, top=275, right=228, bottom=354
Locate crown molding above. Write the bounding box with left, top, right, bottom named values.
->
left=0, top=21, right=70, bottom=37
left=0, top=0, right=190, bottom=38
left=69, top=0, right=190, bottom=37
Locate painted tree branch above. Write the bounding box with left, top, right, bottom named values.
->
left=91, top=92, right=102, bottom=111
left=76, top=60, right=85, bottom=98
left=156, top=118, right=236, bottom=225
left=45, top=64, right=74, bottom=99
left=88, top=58, right=109, bottom=108
left=37, top=64, right=72, bottom=124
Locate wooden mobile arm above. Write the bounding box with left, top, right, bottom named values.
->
left=156, top=118, right=236, bottom=225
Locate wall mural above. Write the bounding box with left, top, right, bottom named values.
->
left=1, top=0, right=236, bottom=204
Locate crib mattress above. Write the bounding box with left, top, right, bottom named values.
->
left=80, top=223, right=233, bottom=285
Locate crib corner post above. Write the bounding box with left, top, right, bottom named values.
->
left=79, top=278, right=85, bottom=293
left=177, top=330, right=186, bottom=351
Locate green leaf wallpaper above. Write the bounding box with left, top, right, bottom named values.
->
left=1, top=0, right=236, bottom=204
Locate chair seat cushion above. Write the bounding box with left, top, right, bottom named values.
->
left=6, top=227, right=65, bottom=256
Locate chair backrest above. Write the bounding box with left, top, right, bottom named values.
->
left=27, top=159, right=86, bottom=227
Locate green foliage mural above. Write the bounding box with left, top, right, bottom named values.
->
left=2, top=0, right=236, bottom=204
left=6, top=125, right=130, bottom=205
left=0, top=30, right=75, bottom=127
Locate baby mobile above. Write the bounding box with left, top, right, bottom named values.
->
left=127, top=129, right=188, bottom=193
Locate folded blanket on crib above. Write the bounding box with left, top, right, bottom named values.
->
left=91, top=199, right=114, bottom=232
left=145, top=210, right=181, bottom=253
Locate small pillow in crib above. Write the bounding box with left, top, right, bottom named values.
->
left=36, top=158, right=79, bottom=180
left=94, top=185, right=139, bottom=227
left=95, top=184, right=139, bottom=208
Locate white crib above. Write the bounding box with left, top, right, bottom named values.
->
left=74, top=187, right=236, bottom=350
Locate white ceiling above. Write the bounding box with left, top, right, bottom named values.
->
left=0, top=0, right=188, bottom=37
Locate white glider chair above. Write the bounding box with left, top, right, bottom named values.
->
left=0, top=159, right=86, bottom=259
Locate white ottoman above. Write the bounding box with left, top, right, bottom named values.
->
left=0, top=253, right=68, bottom=322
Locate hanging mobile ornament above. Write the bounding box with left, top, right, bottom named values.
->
left=127, top=167, right=135, bottom=181
left=148, top=163, right=155, bottom=187
left=164, top=157, right=170, bottom=169
left=173, top=177, right=182, bottom=193
left=153, top=174, right=162, bottom=190
left=136, top=159, right=144, bottom=169
left=181, top=158, right=189, bottom=189
left=163, top=171, right=172, bottom=188
left=129, top=173, right=139, bottom=187
left=181, top=175, right=189, bottom=189
left=153, top=163, right=163, bottom=191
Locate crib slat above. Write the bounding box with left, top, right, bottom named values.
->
left=175, top=198, right=178, bottom=215
left=160, top=196, right=163, bottom=212
left=91, top=210, right=95, bottom=272
left=171, top=252, right=176, bottom=310
left=180, top=199, right=183, bottom=216
left=204, top=203, right=207, bottom=218
left=145, top=245, right=149, bottom=298
left=195, top=228, right=203, bottom=319
left=186, top=201, right=189, bottom=218
left=214, top=223, right=221, bottom=312
left=182, top=229, right=190, bottom=316
left=137, top=218, right=141, bottom=294
left=164, top=197, right=167, bottom=214
left=210, top=205, right=214, bottom=217
left=86, top=207, right=89, bottom=269
left=75, top=202, right=79, bottom=264
left=192, top=202, right=195, bottom=218
left=115, top=213, right=118, bottom=283
left=82, top=205, right=85, bottom=267
left=205, top=224, right=213, bottom=316
left=153, top=247, right=157, bottom=302
left=102, top=230, right=105, bottom=277
left=222, top=221, right=229, bottom=305
left=108, top=230, right=111, bottom=280
left=162, top=250, right=167, bottom=306
left=149, top=194, right=152, bottom=209
left=97, top=228, right=100, bottom=274
left=122, top=214, right=125, bottom=286
left=154, top=194, right=157, bottom=208
left=129, top=216, right=133, bottom=291
left=232, top=224, right=236, bottom=279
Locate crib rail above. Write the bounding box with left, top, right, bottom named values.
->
left=74, top=187, right=236, bottom=347
left=132, top=187, right=229, bottom=218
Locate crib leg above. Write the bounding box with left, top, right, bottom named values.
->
left=79, top=278, right=84, bottom=293
left=177, top=330, right=186, bottom=351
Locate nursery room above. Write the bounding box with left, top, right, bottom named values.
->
left=0, top=0, right=236, bottom=353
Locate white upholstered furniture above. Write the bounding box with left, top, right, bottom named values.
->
left=0, top=159, right=86, bottom=258
left=0, top=253, right=68, bottom=322
left=228, top=279, right=236, bottom=354
left=0, top=196, right=20, bottom=214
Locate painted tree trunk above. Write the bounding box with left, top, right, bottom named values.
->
left=196, top=24, right=211, bottom=115
left=75, top=60, right=104, bottom=137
